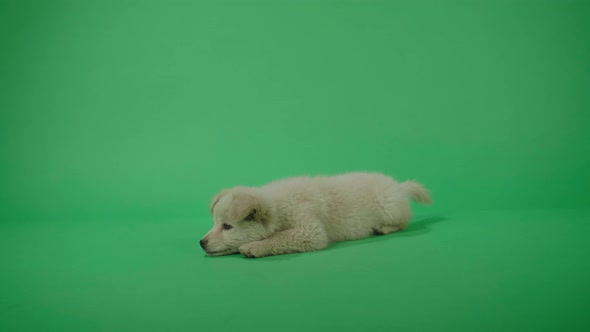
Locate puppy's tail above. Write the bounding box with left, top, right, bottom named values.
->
left=400, top=181, right=432, bottom=205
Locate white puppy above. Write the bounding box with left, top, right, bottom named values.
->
left=200, top=172, right=431, bottom=258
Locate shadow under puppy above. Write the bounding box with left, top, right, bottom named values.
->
left=200, top=172, right=431, bottom=258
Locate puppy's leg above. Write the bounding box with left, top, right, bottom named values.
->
left=239, top=224, right=328, bottom=258
left=372, top=224, right=404, bottom=235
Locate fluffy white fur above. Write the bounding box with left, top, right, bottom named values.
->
left=200, top=172, right=431, bottom=258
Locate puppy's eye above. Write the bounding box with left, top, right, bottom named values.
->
left=222, top=223, right=233, bottom=230
left=244, top=210, right=256, bottom=221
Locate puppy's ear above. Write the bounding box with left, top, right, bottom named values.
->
left=229, top=193, right=263, bottom=222
left=244, top=209, right=257, bottom=221
left=210, top=189, right=229, bottom=214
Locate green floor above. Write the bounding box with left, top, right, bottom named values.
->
left=2, top=209, right=588, bottom=331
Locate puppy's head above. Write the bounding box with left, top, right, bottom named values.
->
left=200, top=187, right=272, bottom=256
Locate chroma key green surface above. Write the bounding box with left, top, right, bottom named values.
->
left=1, top=1, right=589, bottom=331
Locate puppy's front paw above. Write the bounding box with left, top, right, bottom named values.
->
left=239, top=242, right=267, bottom=258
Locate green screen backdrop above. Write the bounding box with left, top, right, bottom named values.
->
left=1, top=1, right=589, bottom=331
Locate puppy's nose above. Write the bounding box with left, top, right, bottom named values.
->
left=199, top=239, right=208, bottom=250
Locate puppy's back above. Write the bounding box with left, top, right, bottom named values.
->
left=263, top=172, right=400, bottom=230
